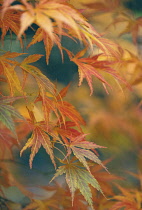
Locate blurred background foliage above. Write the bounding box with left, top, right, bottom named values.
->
left=0, top=0, right=142, bottom=209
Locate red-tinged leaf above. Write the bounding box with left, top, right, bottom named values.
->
left=71, top=137, right=105, bottom=150
left=51, top=162, right=103, bottom=210
left=20, top=123, right=56, bottom=169
left=66, top=134, right=107, bottom=173
left=71, top=50, right=128, bottom=95
left=52, top=120, right=84, bottom=144
left=74, top=59, right=112, bottom=95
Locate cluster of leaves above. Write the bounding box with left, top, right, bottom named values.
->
left=0, top=0, right=142, bottom=209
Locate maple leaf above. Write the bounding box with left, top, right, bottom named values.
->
left=65, top=133, right=107, bottom=173
left=2, top=64, right=23, bottom=96
left=0, top=96, right=25, bottom=135
left=5, top=0, right=87, bottom=39
left=54, top=101, right=86, bottom=128
left=27, top=28, right=55, bottom=64
left=52, top=120, right=84, bottom=145
left=110, top=185, right=142, bottom=210
left=27, top=26, right=72, bottom=63
left=108, top=14, right=142, bottom=44
left=19, top=54, right=56, bottom=95
left=56, top=82, right=71, bottom=100
left=20, top=111, right=56, bottom=168
left=0, top=4, right=23, bottom=45
left=35, top=84, right=85, bottom=131
left=51, top=161, right=103, bottom=210
left=69, top=49, right=126, bottom=95
left=3, top=0, right=120, bottom=57
left=0, top=52, right=25, bottom=96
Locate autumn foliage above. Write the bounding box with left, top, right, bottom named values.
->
left=0, top=0, right=142, bottom=209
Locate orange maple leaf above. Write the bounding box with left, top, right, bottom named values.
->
left=49, top=119, right=85, bottom=145
left=35, top=84, right=85, bottom=131
left=5, top=0, right=86, bottom=39
left=110, top=185, right=142, bottom=210
left=27, top=26, right=74, bottom=63
left=2, top=0, right=119, bottom=57
left=0, top=51, right=25, bottom=96
left=0, top=3, right=23, bottom=44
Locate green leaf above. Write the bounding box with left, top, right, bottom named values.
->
left=0, top=102, right=24, bottom=135
left=51, top=162, right=103, bottom=210
left=1, top=104, right=24, bottom=120
left=0, top=107, right=16, bottom=134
